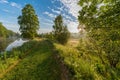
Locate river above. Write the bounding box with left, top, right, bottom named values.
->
left=5, top=38, right=28, bottom=51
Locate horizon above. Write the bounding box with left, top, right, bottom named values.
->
left=0, top=0, right=80, bottom=33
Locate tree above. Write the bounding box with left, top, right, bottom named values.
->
left=53, top=15, right=70, bottom=44
left=78, top=0, right=120, bottom=68
left=18, top=4, right=39, bottom=39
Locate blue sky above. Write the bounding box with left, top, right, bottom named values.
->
left=0, top=0, right=80, bottom=33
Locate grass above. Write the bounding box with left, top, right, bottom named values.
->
left=67, top=39, right=79, bottom=47
left=1, top=40, right=62, bottom=80
left=0, top=52, right=19, bottom=78
left=1, top=39, right=119, bottom=80
left=55, top=42, right=120, bottom=80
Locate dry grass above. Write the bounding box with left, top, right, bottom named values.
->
left=67, top=39, right=79, bottom=47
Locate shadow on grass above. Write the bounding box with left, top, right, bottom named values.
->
left=2, top=40, right=61, bottom=80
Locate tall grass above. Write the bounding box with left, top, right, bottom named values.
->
left=55, top=42, right=120, bottom=80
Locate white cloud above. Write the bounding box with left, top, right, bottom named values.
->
left=0, top=18, right=19, bottom=32
left=51, top=0, right=56, bottom=3
left=0, top=1, right=21, bottom=9
left=64, top=19, right=79, bottom=33
left=67, top=21, right=79, bottom=33
left=3, top=23, right=19, bottom=32
left=40, top=18, right=53, bottom=32
left=50, top=0, right=80, bottom=33
left=41, top=18, right=53, bottom=23
left=60, top=0, right=81, bottom=18
left=10, top=2, right=21, bottom=9
left=0, top=0, right=8, bottom=3
left=51, top=9, right=61, bottom=14
left=2, top=9, right=9, bottom=13
left=43, top=11, right=56, bottom=18
left=59, top=0, right=81, bottom=33
left=62, top=13, right=73, bottom=21
left=0, top=19, right=9, bottom=23
left=48, top=0, right=81, bottom=33
left=48, top=7, right=61, bottom=14
left=2, top=9, right=15, bottom=14
left=56, top=6, right=64, bottom=11
left=41, top=21, right=53, bottom=26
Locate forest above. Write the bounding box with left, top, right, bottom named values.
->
left=0, top=0, right=120, bottom=80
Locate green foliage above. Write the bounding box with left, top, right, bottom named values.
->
left=0, top=23, right=16, bottom=38
left=56, top=37, right=119, bottom=80
left=0, top=38, right=15, bottom=52
left=18, top=4, right=39, bottom=39
left=78, top=0, right=120, bottom=68
left=53, top=15, right=70, bottom=45
left=0, top=23, right=7, bottom=38
left=40, top=32, right=55, bottom=41
left=95, top=63, right=106, bottom=75
left=0, top=23, right=19, bottom=52
left=3, top=52, right=7, bottom=61
left=0, top=38, right=6, bottom=51
left=0, top=51, right=18, bottom=74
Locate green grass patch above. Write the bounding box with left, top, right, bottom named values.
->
left=1, top=40, right=61, bottom=80
left=55, top=43, right=120, bottom=80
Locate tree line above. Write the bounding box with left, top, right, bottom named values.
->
left=18, top=4, right=70, bottom=45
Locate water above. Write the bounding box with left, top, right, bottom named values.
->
left=0, top=38, right=15, bottom=52
left=5, top=38, right=28, bottom=51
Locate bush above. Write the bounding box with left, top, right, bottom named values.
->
left=55, top=31, right=70, bottom=45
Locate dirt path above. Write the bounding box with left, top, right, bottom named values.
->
left=0, top=60, right=19, bottom=78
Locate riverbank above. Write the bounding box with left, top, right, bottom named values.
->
left=0, top=37, right=18, bottom=52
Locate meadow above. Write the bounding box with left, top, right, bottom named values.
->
left=0, top=38, right=119, bottom=80
left=0, top=39, right=67, bottom=80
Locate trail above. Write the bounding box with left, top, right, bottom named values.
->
left=0, top=60, right=19, bottom=78
left=1, top=40, right=67, bottom=80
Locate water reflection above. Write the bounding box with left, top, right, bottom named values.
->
left=0, top=38, right=14, bottom=52
left=5, top=38, right=28, bottom=51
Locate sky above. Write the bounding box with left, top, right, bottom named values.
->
left=0, top=0, right=81, bottom=33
